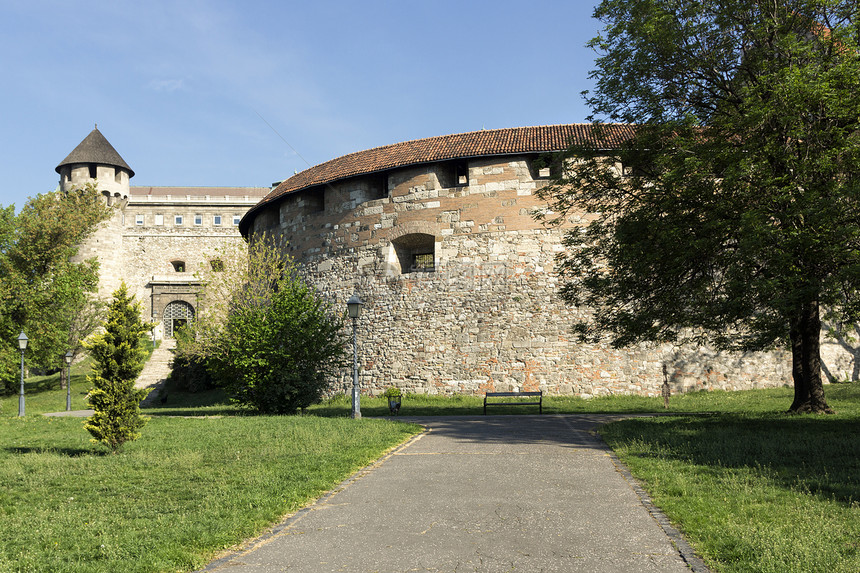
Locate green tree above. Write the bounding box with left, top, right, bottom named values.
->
left=186, top=240, right=347, bottom=414
left=0, top=184, right=110, bottom=393
left=84, top=283, right=151, bottom=452
left=538, top=0, right=860, bottom=413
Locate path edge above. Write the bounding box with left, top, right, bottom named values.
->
left=601, top=434, right=712, bottom=573
left=196, top=425, right=428, bottom=572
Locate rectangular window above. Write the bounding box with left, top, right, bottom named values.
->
left=213, top=215, right=222, bottom=226
left=412, top=253, right=435, bottom=272
left=135, top=214, right=144, bottom=226
left=155, top=214, right=164, bottom=226
left=232, top=215, right=241, bottom=226
left=174, top=215, right=183, bottom=225
left=194, top=214, right=203, bottom=226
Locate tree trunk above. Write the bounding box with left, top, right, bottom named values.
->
left=789, top=299, right=833, bottom=414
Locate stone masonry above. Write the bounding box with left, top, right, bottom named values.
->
left=242, top=126, right=859, bottom=397
left=59, top=128, right=269, bottom=339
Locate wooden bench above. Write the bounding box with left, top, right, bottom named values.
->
left=483, top=391, right=543, bottom=415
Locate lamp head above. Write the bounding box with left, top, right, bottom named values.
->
left=347, top=294, right=363, bottom=319
left=17, top=332, right=28, bottom=351
left=64, top=350, right=73, bottom=365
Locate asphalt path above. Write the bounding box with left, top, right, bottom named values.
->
left=200, top=415, right=708, bottom=573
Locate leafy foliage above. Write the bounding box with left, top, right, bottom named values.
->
left=0, top=184, right=110, bottom=393
left=538, top=0, right=860, bottom=412
left=184, top=239, right=348, bottom=414
left=84, top=283, right=151, bottom=452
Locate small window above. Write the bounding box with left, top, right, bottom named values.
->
left=171, top=260, right=186, bottom=272
left=412, top=253, right=435, bottom=272
left=88, top=164, right=97, bottom=179
left=114, top=168, right=122, bottom=184
left=213, top=215, right=222, bottom=226
left=155, top=214, right=164, bottom=226
left=392, top=233, right=436, bottom=274
left=135, top=214, right=144, bottom=226
left=232, top=215, right=241, bottom=226
left=303, top=187, right=324, bottom=213
left=210, top=259, right=224, bottom=272
left=174, top=215, right=183, bottom=225
left=531, top=155, right=559, bottom=179
left=455, top=162, right=468, bottom=186
left=194, top=214, right=203, bottom=226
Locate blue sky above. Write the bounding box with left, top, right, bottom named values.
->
left=0, top=0, right=602, bottom=209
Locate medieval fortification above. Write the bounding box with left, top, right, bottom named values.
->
left=57, top=127, right=268, bottom=340
left=61, top=125, right=859, bottom=397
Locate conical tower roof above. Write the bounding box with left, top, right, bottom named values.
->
left=55, top=127, right=134, bottom=177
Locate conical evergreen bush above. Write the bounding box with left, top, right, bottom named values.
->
left=84, top=283, right=152, bottom=453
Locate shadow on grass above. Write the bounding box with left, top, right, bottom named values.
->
left=6, top=445, right=105, bottom=457
left=603, top=412, right=860, bottom=508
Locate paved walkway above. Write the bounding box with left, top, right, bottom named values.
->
left=200, top=415, right=708, bottom=573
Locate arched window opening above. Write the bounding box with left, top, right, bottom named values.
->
left=163, top=300, right=195, bottom=338
left=171, top=260, right=186, bottom=272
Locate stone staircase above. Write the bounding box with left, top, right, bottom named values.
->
left=136, top=338, right=176, bottom=406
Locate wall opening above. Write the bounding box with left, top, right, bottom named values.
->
left=163, top=300, right=195, bottom=338
left=303, top=186, right=325, bottom=214
left=391, top=233, right=436, bottom=274
left=171, top=260, right=186, bottom=272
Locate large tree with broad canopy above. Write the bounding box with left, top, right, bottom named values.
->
left=538, top=0, right=860, bottom=412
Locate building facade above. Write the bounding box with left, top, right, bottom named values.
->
left=240, top=125, right=859, bottom=397
left=58, top=127, right=269, bottom=339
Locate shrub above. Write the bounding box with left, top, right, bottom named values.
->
left=83, top=283, right=151, bottom=453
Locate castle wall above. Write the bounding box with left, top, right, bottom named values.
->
left=67, top=194, right=128, bottom=301
left=249, top=155, right=858, bottom=397
left=120, top=194, right=263, bottom=338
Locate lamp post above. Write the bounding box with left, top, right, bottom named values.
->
left=347, top=294, right=364, bottom=419
left=17, top=332, right=28, bottom=417
left=64, top=351, right=74, bottom=411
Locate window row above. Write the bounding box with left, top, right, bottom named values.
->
left=134, top=214, right=243, bottom=227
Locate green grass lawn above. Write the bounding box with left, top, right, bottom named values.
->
left=3, top=365, right=859, bottom=573
left=600, top=382, right=860, bottom=573
left=0, top=370, right=421, bottom=572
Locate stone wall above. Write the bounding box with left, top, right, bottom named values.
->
left=248, top=154, right=859, bottom=397
left=120, top=198, right=259, bottom=338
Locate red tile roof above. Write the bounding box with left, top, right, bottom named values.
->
left=252, top=124, right=633, bottom=212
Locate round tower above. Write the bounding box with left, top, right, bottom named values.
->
left=56, top=126, right=133, bottom=300
left=56, top=125, right=133, bottom=201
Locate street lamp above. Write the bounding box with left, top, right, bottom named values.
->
left=64, top=351, right=74, bottom=411
left=347, top=293, right=364, bottom=419
left=17, top=332, right=28, bottom=417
